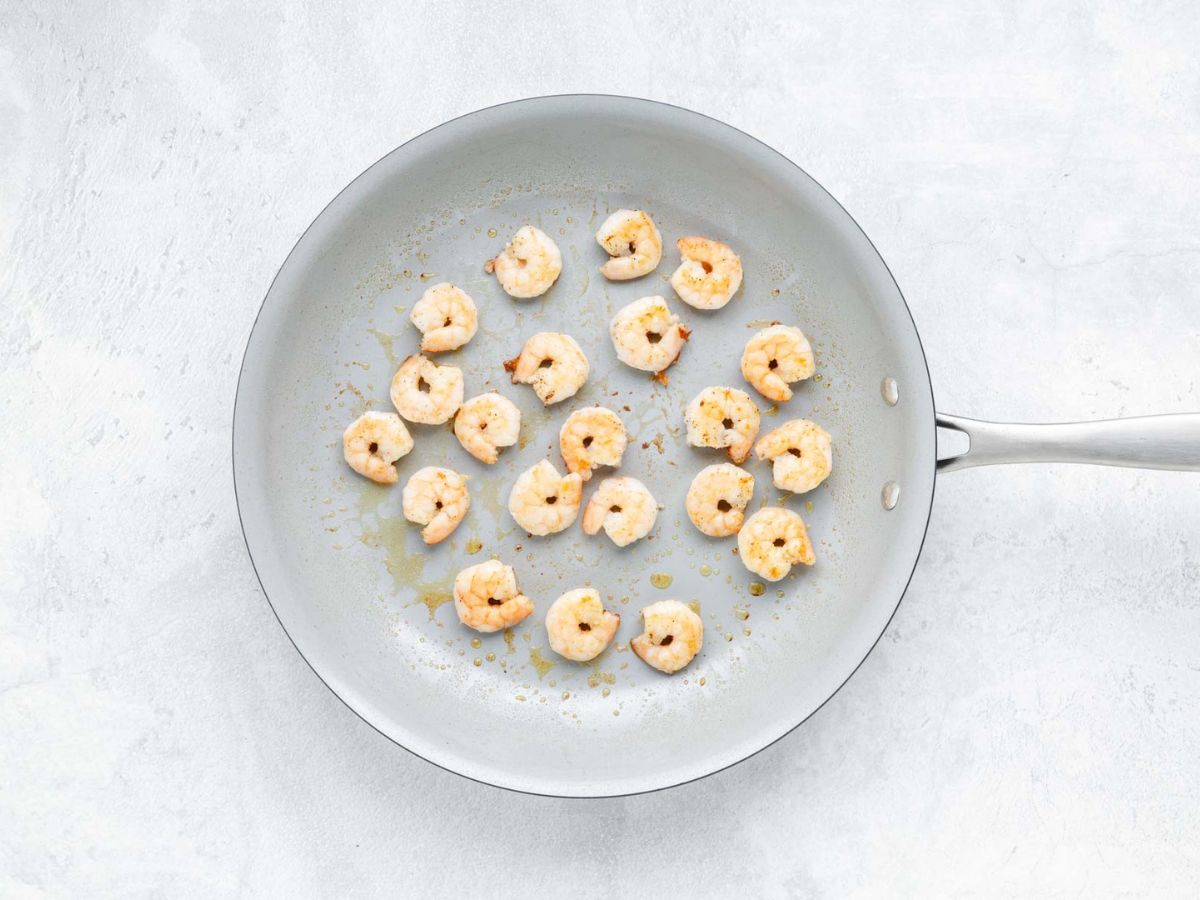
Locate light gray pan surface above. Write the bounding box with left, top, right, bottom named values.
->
left=233, top=96, right=937, bottom=796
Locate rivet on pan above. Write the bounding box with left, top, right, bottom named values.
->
left=881, top=376, right=899, bottom=406
left=881, top=481, right=900, bottom=510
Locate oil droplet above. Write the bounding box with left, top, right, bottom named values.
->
left=487, top=227, right=498, bottom=238
left=503, top=629, right=516, bottom=654
left=401, top=268, right=412, bottom=278
left=743, top=627, right=752, bottom=636
left=764, top=404, right=780, bottom=417
left=601, top=687, right=611, bottom=697
left=472, top=658, right=482, bottom=667
left=688, top=600, right=702, bottom=615
left=770, top=287, right=780, bottom=297
left=561, top=691, right=570, bottom=700
left=749, top=582, right=765, bottom=597
left=515, top=694, right=527, bottom=702
left=881, top=376, right=899, bottom=406
left=724, top=633, right=733, bottom=642
left=419, top=272, right=436, bottom=281
left=699, top=565, right=712, bottom=577
left=612, top=708, right=620, bottom=716
left=485, top=652, right=496, bottom=662
left=699, top=677, right=707, bottom=686
left=776, top=590, right=785, bottom=599
left=882, top=481, right=900, bottom=510
left=650, top=572, right=673, bottom=589
left=465, top=538, right=483, bottom=555
left=805, top=500, right=815, bottom=514
left=470, top=637, right=481, bottom=649
left=734, top=606, right=750, bottom=621
left=529, top=647, right=557, bottom=679
left=814, top=373, right=823, bottom=382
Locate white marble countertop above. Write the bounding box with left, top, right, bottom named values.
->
left=4, top=2, right=1199, bottom=896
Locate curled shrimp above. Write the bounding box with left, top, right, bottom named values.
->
left=609, top=296, right=690, bottom=374
left=409, top=282, right=478, bottom=352
left=453, top=559, right=534, bottom=633
left=390, top=354, right=464, bottom=425
left=453, top=392, right=521, bottom=464
left=737, top=507, right=815, bottom=581
left=684, top=386, right=761, bottom=464
left=544, top=588, right=621, bottom=662
left=342, top=411, right=414, bottom=484
left=631, top=600, right=703, bottom=674
left=485, top=225, right=562, bottom=298
left=669, top=237, right=743, bottom=310
left=507, top=460, right=583, bottom=536
left=595, top=208, right=662, bottom=280
left=581, top=476, right=658, bottom=548
left=504, top=332, right=589, bottom=405
left=754, top=419, right=833, bottom=494
left=559, top=406, right=627, bottom=481
left=685, top=463, right=754, bottom=537
left=401, top=466, right=470, bottom=544
left=740, top=324, right=815, bottom=402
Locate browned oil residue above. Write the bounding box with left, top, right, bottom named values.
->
left=417, top=592, right=452, bottom=620
left=688, top=600, right=702, bottom=615
left=529, top=647, right=557, bottom=679
left=749, top=582, right=765, bottom=597
left=465, top=538, right=483, bottom=555
left=503, top=628, right=516, bottom=654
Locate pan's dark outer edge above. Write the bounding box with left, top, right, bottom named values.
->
left=231, top=93, right=939, bottom=799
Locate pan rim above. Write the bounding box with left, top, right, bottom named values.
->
left=232, top=92, right=938, bottom=798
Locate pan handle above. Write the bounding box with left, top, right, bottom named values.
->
left=936, top=413, right=1200, bottom=473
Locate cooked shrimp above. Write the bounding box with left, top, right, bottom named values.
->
left=754, top=419, right=833, bottom=493
left=484, top=225, right=562, bottom=298
left=545, top=588, right=621, bottom=662
left=559, top=406, right=627, bottom=481
left=609, top=296, right=690, bottom=373
left=684, top=386, right=761, bottom=464
left=409, top=282, right=478, bottom=352
left=342, top=411, right=414, bottom=484
left=390, top=354, right=464, bottom=425
left=507, top=460, right=583, bottom=536
left=504, top=332, right=588, bottom=405
left=401, top=466, right=470, bottom=545
left=453, top=559, right=534, bottom=633
left=737, top=507, right=815, bottom=581
left=453, top=392, right=521, bottom=464
left=685, top=463, right=755, bottom=537
left=581, top=476, right=658, bottom=547
left=669, top=237, right=743, bottom=310
left=631, top=600, right=703, bottom=675
left=595, top=209, right=662, bottom=280
left=741, top=324, right=815, bottom=402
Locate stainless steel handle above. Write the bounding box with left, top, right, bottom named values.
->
left=936, top=413, right=1200, bottom=473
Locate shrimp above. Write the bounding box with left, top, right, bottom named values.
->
left=595, top=208, right=663, bottom=280
left=559, top=406, right=627, bottom=481
left=453, top=392, right=521, bottom=464
left=401, top=466, right=470, bottom=545
left=754, top=419, right=833, bottom=494
left=685, top=463, right=754, bottom=537
left=342, top=411, right=414, bottom=484
left=737, top=507, right=815, bottom=581
left=504, top=332, right=589, bottom=405
left=609, top=296, right=690, bottom=374
left=409, top=282, right=478, bottom=352
left=631, top=600, right=703, bottom=675
left=507, top=460, right=583, bottom=536
left=390, top=354, right=464, bottom=425
left=544, top=588, right=621, bottom=662
left=684, top=386, right=761, bottom=464
left=581, top=476, right=658, bottom=547
left=740, top=324, right=815, bottom=402
left=669, top=237, right=743, bottom=310
left=453, top=559, right=534, bottom=633
left=484, top=225, right=562, bottom=298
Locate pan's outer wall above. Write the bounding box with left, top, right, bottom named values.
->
left=233, top=96, right=937, bottom=796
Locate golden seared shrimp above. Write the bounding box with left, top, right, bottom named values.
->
left=504, top=332, right=589, bottom=405
left=581, top=476, right=658, bottom=547
left=507, top=460, right=583, bottom=536
left=342, top=411, right=414, bottom=484
left=740, top=324, right=815, bottom=402
left=409, top=282, right=478, bottom=352
left=595, top=209, right=662, bottom=280
left=559, top=406, right=627, bottom=481
left=737, top=507, right=815, bottom=581
left=669, top=237, right=743, bottom=310
left=484, top=225, right=562, bottom=298
left=685, top=463, right=754, bottom=537
left=544, top=588, right=621, bottom=662
left=631, top=600, right=703, bottom=675
left=390, top=354, right=464, bottom=425
left=453, top=392, right=521, bottom=464
left=754, top=419, right=833, bottom=494
left=401, top=466, right=470, bottom=544
left=684, top=386, right=761, bottom=464
left=609, top=296, right=690, bottom=373
left=453, top=559, right=534, bottom=633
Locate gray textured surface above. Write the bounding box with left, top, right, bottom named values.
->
left=2, top=2, right=1198, bottom=896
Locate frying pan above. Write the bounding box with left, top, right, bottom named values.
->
left=233, top=95, right=1200, bottom=797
